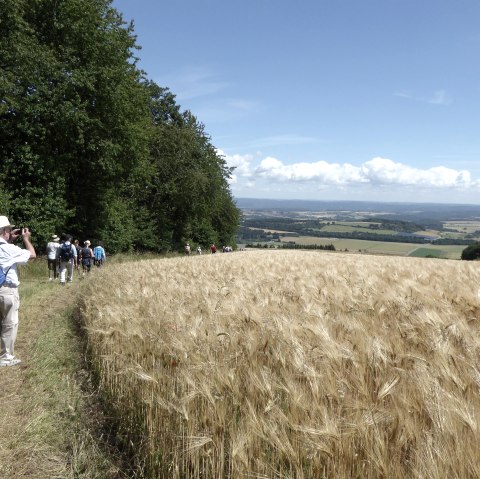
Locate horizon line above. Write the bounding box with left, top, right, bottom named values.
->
left=233, top=197, right=480, bottom=208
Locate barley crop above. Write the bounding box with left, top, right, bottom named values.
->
left=79, top=250, right=480, bottom=478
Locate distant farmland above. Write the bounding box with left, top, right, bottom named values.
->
left=239, top=206, right=479, bottom=259
left=279, top=236, right=465, bottom=259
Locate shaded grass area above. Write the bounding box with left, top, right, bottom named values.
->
left=0, top=258, right=127, bottom=478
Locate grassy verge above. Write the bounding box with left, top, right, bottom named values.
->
left=0, top=258, right=126, bottom=478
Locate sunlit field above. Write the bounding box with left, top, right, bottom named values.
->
left=280, top=236, right=465, bottom=258
left=443, top=221, right=480, bottom=234
left=80, top=250, right=480, bottom=478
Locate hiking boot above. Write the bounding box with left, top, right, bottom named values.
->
left=0, top=357, right=21, bottom=367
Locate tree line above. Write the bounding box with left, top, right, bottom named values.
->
left=246, top=243, right=336, bottom=251
left=0, top=0, right=240, bottom=253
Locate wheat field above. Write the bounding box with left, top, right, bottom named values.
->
left=79, top=250, right=480, bottom=478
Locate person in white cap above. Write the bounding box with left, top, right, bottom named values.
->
left=46, top=234, right=61, bottom=281
left=0, top=215, right=36, bottom=367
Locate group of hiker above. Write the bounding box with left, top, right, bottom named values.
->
left=46, top=234, right=106, bottom=284
left=184, top=243, right=234, bottom=255
left=0, top=215, right=108, bottom=368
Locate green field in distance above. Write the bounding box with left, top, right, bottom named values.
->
left=279, top=236, right=465, bottom=259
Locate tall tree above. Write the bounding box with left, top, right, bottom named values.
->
left=1, top=0, right=240, bottom=253
left=146, top=83, right=239, bottom=250
left=1, top=0, right=150, bottom=248
left=1, top=0, right=72, bottom=237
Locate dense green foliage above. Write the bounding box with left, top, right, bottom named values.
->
left=432, top=238, right=474, bottom=246
left=0, top=0, right=239, bottom=253
left=361, top=218, right=425, bottom=233
left=461, top=242, right=480, bottom=261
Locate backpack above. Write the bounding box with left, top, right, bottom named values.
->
left=60, top=243, right=74, bottom=261
left=81, top=247, right=92, bottom=259
left=0, top=266, right=12, bottom=286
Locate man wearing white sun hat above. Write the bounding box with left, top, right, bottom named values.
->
left=46, top=234, right=61, bottom=281
left=0, top=216, right=36, bottom=367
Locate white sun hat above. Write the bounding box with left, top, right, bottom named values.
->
left=0, top=216, right=14, bottom=229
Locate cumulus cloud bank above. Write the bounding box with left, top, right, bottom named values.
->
left=359, top=158, right=472, bottom=188
left=218, top=150, right=479, bottom=191
left=217, top=149, right=253, bottom=185
left=258, top=156, right=476, bottom=189
left=256, top=157, right=367, bottom=185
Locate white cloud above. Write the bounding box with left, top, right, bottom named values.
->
left=394, top=89, right=452, bottom=106
left=428, top=89, right=451, bottom=105
left=256, top=157, right=365, bottom=184
left=217, top=148, right=480, bottom=199
left=394, top=90, right=413, bottom=100
left=217, top=149, right=254, bottom=185
left=361, top=158, right=471, bottom=187
left=252, top=156, right=477, bottom=189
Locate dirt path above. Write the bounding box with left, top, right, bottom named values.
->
left=0, top=279, right=78, bottom=477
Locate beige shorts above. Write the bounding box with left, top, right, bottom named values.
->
left=0, top=287, right=20, bottom=356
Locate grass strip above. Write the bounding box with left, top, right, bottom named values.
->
left=0, top=260, right=127, bottom=478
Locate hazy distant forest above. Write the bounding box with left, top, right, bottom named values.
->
left=0, top=0, right=240, bottom=253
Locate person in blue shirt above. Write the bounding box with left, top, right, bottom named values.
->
left=93, top=241, right=106, bottom=267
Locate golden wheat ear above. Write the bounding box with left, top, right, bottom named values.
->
left=80, top=250, right=480, bottom=478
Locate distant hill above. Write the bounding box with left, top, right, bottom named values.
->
left=235, top=197, right=480, bottom=221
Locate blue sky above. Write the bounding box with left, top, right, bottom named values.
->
left=113, top=0, right=480, bottom=204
